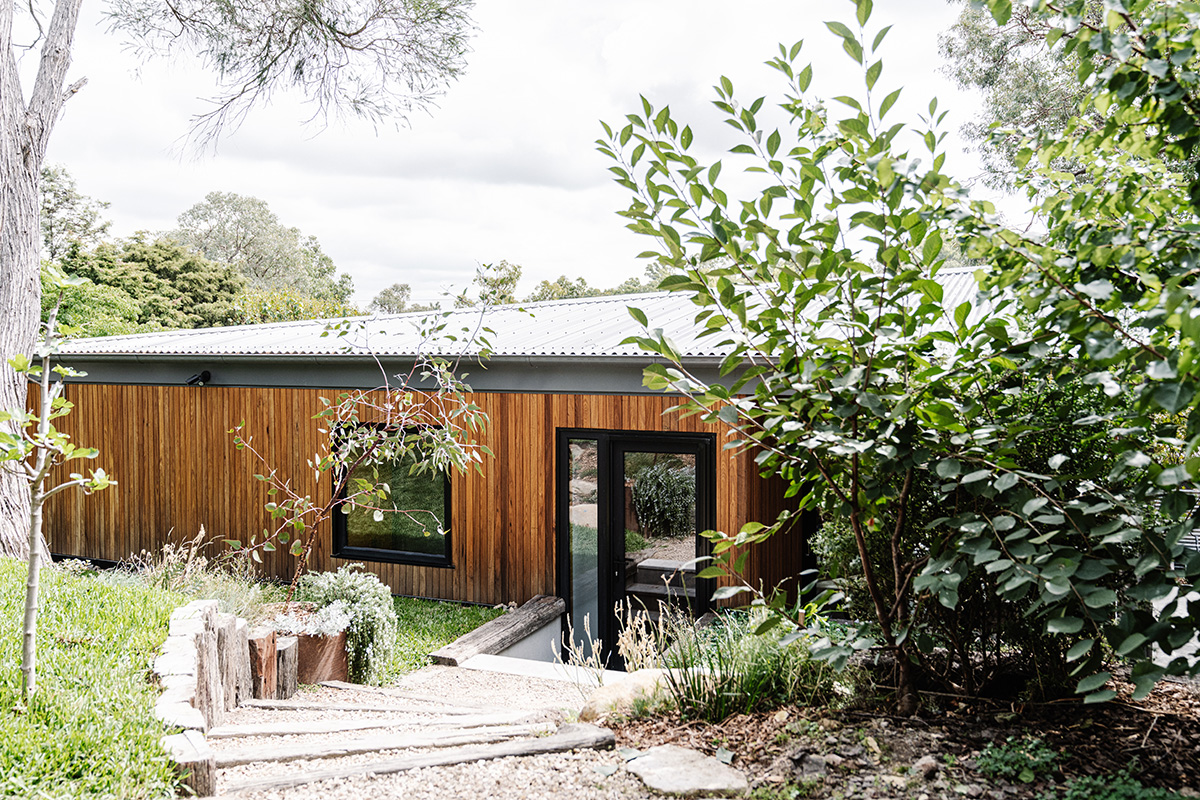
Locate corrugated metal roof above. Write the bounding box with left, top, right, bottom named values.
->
left=60, top=268, right=985, bottom=360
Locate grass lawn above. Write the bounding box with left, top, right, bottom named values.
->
left=381, top=595, right=505, bottom=681
left=0, top=559, right=184, bottom=799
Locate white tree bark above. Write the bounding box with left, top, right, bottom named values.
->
left=0, top=0, right=84, bottom=560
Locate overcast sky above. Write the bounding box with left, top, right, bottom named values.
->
left=39, top=1, right=990, bottom=307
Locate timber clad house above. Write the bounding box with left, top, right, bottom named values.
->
left=43, top=275, right=977, bottom=662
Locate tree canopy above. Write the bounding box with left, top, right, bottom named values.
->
left=58, top=235, right=244, bottom=330
left=939, top=0, right=1102, bottom=189
left=106, top=0, right=475, bottom=147
left=40, top=165, right=111, bottom=263
left=171, top=192, right=354, bottom=303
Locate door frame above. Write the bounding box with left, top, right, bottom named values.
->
left=555, top=428, right=716, bottom=668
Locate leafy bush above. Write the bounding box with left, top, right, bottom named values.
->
left=811, top=374, right=1128, bottom=698
left=631, top=462, right=695, bottom=538
left=1048, top=766, right=1189, bottom=800
left=976, top=736, right=1057, bottom=783
left=625, top=529, right=650, bottom=553
left=0, top=558, right=183, bottom=798
left=297, top=564, right=398, bottom=683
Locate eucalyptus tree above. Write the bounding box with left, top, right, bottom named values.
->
left=40, top=165, right=111, bottom=262
left=0, top=0, right=475, bottom=557
left=939, top=1, right=1102, bottom=189
left=172, top=192, right=355, bottom=302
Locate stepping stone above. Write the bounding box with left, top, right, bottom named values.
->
left=625, top=744, right=748, bottom=797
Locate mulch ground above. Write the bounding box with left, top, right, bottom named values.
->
left=611, top=677, right=1200, bottom=798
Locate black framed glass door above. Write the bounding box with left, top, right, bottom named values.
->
left=557, top=429, right=715, bottom=669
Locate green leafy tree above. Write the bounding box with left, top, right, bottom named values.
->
left=455, top=260, right=522, bottom=307
left=938, top=1, right=1102, bottom=189
left=525, top=275, right=594, bottom=302
left=602, top=0, right=1200, bottom=711
left=61, top=236, right=245, bottom=330
left=368, top=283, right=414, bottom=314
left=366, top=283, right=439, bottom=315
left=0, top=0, right=473, bottom=556
left=40, top=164, right=111, bottom=263
left=0, top=269, right=113, bottom=696
left=172, top=192, right=354, bottom=303
left=39, top=266, right=143, bottom=338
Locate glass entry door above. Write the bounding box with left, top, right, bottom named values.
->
left=557, top=430, right=714, bottom=669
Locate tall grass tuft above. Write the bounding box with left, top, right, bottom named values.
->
left=0, top=558, right=184, bottom=798
left=618, top=602, right=849, bottom=722
left=127, top=527, right=284, bottom=620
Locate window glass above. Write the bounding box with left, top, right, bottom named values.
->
left=334, top=446, right=451, bottom=566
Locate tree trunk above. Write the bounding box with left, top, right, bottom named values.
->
left=0, top=0, right=84, bottom=560
left=0, top=128, right=44, bottom=561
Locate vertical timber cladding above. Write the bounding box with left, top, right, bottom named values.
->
left=40, top=384, right=801, bottom=605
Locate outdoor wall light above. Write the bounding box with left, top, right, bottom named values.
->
left=185, top=370, right=212, bottom=386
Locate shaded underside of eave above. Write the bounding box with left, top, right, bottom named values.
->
left=54, top=352, right=732, bottom=395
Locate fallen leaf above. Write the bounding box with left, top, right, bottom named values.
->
left=716, top=746, right=735, bottom=764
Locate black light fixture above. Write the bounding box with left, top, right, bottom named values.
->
left=185, top=370, right=212, bottom=386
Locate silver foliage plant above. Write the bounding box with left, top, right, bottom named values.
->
left=298, top=564, right=398, bottom=684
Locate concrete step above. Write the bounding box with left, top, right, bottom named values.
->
left=459, top=653, right=625, bottom=687
left=634, top=558, right=697, bottom=589
left=625, top=582, right=697, bottom=607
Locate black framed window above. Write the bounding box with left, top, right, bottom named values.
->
left=332, top=436, right=453, bottom=568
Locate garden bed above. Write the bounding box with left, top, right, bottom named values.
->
left=613, top=676, right=1200, bottom=799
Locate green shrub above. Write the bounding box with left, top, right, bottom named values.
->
left=631, top=462, right=695, bottom=538
left=625, top=529, right=650, bottom=553
left=298, top=564, right=398, bottom=684
left=976, top=736, right=1058, bottom=783
left=810, top=375, right=1128, bottom=699
left=1048, top=766, right=1189, bottom=800
left=0, top=558, right=183, bottom=798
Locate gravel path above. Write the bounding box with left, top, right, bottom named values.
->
left=218, top=665, right=658, bottom=799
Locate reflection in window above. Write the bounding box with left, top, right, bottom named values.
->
left=333, top=448, right=452, bottom=567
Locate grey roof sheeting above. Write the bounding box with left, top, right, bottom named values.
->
left=58, top=268, right=987, bottom=392
left=63, top=268, right=985, bottom=359
left=62, top=291, right=722, bottom=359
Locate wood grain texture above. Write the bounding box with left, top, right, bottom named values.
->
left=39, top=385, right=807, bottom=604
left=430, top=595, right=564, bottom=666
